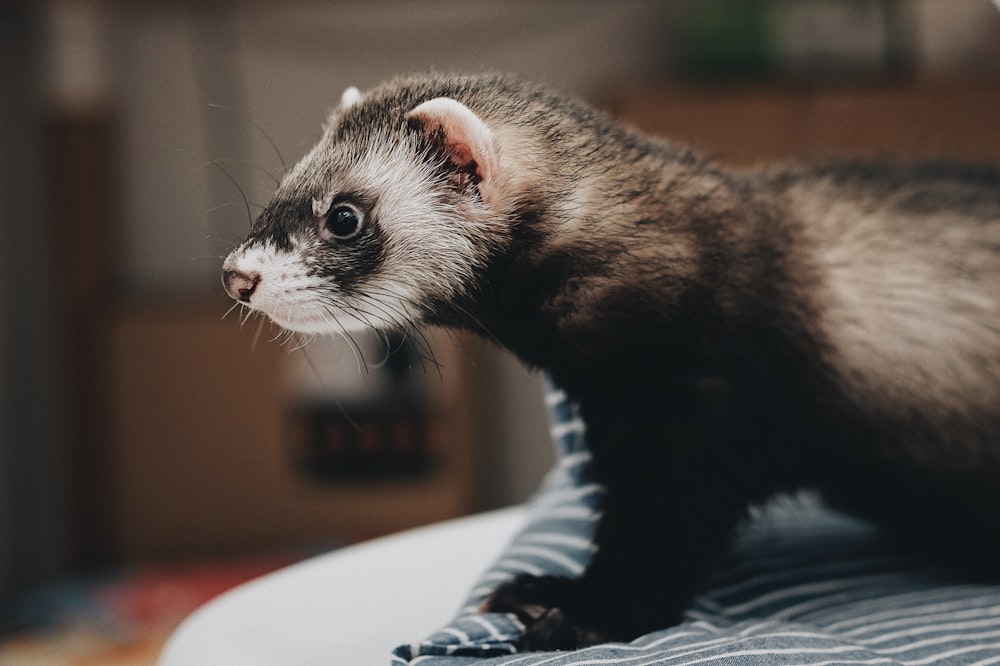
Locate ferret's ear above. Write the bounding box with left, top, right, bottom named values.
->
left=324, top=86, right=363, bottom=131
left=406, top=97, right=497, bottom=206
left=340, top=86, right=362, bottom=109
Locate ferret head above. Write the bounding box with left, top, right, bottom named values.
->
left=221, top=77, right=512, bottom=336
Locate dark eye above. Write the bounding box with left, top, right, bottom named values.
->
left=324, top=204, right=364, bottom=240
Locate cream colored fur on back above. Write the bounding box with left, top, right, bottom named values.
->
left=793, top=182, right=1000, bottom=421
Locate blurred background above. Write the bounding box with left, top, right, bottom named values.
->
left=1, top=0, right=999, bottom=662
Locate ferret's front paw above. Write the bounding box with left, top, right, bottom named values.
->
left=482, top=574, right=613, bottom=651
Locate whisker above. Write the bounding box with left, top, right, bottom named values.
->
left=361, top=278, right=500, bottom=361
left=324, top=298, right=381, bottom=331
left=222, top=300, right=242, bottom=321
left=268, top=326, right=296, bottom=346
left=356, top=307, right=442, bottom=379
left=343, top=290, right=443, bottom=376
left=447, top=300, right=508, bottom=353
left=251, top=314, right=266, bottom=350
left=318, top=305, right=370, bottom=375
left=399, top=326, right=442, bottom=380
left=208, top=102, right=288, bottom=174
left=285, top=331, right=314, bottom=352
left=209, top=199, right=266, bottom=216
left=397, top=321, right=442, bottom=375
left=208, top=159, right=254, bottom=227
left=350, top=296, right=404, bottom=329
left=297, top=346, right=363, bottom=433
left=285, top=330, right=302, bottom=348
left=366, top=334, right=393, bottom=371
left=417, top=325, right=445, bottom=368
left=442, top=327, right=483, bottom=372
left=211, top=156, right=282, bottom=186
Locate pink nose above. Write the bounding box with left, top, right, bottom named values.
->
left=222, top=269, right=260, bottom=302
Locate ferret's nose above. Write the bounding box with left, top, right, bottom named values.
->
left=222, top=269, right=260, bottom=303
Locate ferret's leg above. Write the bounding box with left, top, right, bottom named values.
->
left=485, top=421, right=749, bottom=650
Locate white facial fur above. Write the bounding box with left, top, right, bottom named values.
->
left=222, top=92, right=506, bottom=338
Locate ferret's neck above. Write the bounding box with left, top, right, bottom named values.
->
left=445, top=160, right=768, bottom=357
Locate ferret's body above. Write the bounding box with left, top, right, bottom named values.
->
left=222, top=74, right=1000, bottom=650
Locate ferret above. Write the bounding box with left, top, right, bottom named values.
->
left=221, top=73, right=1000, bottom=650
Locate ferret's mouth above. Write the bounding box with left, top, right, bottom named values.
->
left=257, top=304, right=371, bottom=336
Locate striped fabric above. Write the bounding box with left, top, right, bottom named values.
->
left=393, top=382, right=1000, bottom=665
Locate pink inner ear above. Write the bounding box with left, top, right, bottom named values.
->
left=449, top=143, right=475, bottom=168
left=407, top=97, right=497, bottom=205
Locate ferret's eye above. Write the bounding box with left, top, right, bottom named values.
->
left=323, top=204, right=364, bottom=240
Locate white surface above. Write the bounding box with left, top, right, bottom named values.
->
left=158, top=506, right=527, bottom=666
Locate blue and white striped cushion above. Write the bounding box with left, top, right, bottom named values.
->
left=393, top=382, right=1000, bottom=665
